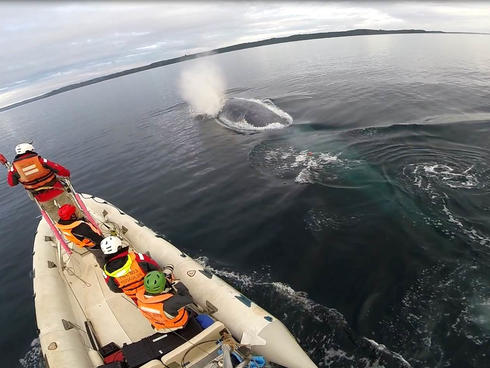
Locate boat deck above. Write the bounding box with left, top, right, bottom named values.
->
left=62, top=247, right=155, bottom=348
left=34, top=196, right=315, bottom=368
left=60, top=248, right=225, bottom=368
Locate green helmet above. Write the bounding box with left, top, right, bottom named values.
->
left=144, top=271, right=166, bottom=294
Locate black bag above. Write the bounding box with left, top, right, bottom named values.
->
left=99, top=342, right=120, bottom=358
left=122, top=318, right=204, bottom=368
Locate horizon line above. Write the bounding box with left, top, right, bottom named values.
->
left=1, top=28, right=486, bottom=113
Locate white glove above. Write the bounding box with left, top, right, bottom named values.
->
left=163, top=265, right=174, bottom=277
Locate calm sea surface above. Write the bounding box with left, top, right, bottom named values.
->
left=1, top=34, right=489, bottom=367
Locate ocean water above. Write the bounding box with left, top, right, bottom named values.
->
left=1, top=33, right=489, bottom=367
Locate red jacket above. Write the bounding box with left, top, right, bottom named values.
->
left=7, top=153, right=70, bottom=202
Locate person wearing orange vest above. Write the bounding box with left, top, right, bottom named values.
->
left=101, top=236, right=160, bottom=302
left=7, top=143, right=76, bottom=220
left=56, top=204, right=105, bottom=266
left=136, top=270, right=193, bottom=332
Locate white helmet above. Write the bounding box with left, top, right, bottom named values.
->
left=100, top=236, right=123, bottom=255
left=15, top=143, right=35, bottom=155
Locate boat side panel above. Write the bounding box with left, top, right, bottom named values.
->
left=82, top=196, right=317, bottom=368
left=34, top=220, right=99, bottom=368
left=87, top=199, right=271, bottom=335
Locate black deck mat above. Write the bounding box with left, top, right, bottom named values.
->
left=122, top=318, right=204, bottom=368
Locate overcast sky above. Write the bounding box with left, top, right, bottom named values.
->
left=1, top=1, right=489, bottom=108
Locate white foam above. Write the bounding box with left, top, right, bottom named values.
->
left=402, top=162, right=489, bottom=247
left=217, top=116, right=287, bottom=134
left=442, top=204, right=489, bottom=246
left=216, top=97, right=293, bottom=133
left=295, top=168, right=314, bottom=184
left=364, top=338, right=411, bottom=367
left=410, top=163, right=482, bottom=190
left=294, top=151, right=341, bottom=184
left=321, top=348, right=355, bottom=367
left=235, top=97, right=293, bottom=124
left=250, top=144, right=362, bottom=186
left=19, top=338, right=41, bottom=368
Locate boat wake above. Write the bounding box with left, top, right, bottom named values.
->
left=196, top=256, right=411, bottom=368
left=19, top=338, right=41, bottom=368
left=249, top=143, right=362, bottom=185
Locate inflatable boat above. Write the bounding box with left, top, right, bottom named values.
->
left=33, top=193, right=318, bottom=368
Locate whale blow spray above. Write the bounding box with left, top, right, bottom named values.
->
left=178, top=61, right=226, bottom=117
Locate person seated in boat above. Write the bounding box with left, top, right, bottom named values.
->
left=136, top=270, right=193, bottom=332
left=55, top=204, right=105, bottom=266
left=101, top=236, right=160, bottom=303
left=7, top=143, right=77, bottom=220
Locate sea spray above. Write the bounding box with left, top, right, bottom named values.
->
left=178, top=61, right=226, bottom=117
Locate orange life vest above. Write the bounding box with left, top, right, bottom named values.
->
left=12, top=154, right=57, bottom=192
left=56, top=220, right=102, bottom=248
left=104, top=252, right=146, bottom=300
left=135, top=287, right=189, bottom=331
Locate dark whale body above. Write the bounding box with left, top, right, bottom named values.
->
left=216, top=98, right=292, bottom=133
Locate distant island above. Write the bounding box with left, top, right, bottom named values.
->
left=0, top=29, right=450, bottom=112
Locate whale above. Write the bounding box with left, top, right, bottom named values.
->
left=216, top=97, right=292, bottom=133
